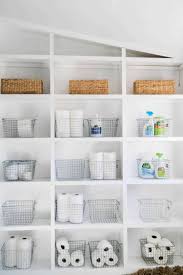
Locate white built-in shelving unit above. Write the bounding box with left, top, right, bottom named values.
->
left=0, top=29, right=183, bottom=275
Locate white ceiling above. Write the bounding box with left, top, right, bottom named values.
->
left=0, top=0, right=183, bottom=58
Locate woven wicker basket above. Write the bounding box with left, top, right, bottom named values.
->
left=69, top=80, right=109, bottom=94
left=1, top=79, right=43, bottom=94
left=134, top=80, right=175, bottom=95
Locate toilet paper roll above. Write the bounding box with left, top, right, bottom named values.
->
left=97, top=240, right=113, bottom=256
left=17, top=120, right=33, bottom=138
left=89, top=152, right=104, bottom=180
left=103, top=152, right=117, bottom=180
left=71, top=250, right=84, bottom=267
left=158, top=238, right=175, bottom=255
left=70, top=110, right=83, bottom=137
left=91, top=249, right=105, bottom=268
left=56, top=110, right=70, bottom=138
left=16, top=236, right=32, bottom=269
left=147, top=231, right=161, bottom=245
left=57, top=251, right=71, bottom=267
left=69, top=193, right=84, bottom=224
left=154, top=248, right=168, bottom=265
left=57, top=193, right=70, bottom=223
left=142, top=243, right=155, bottom=258
left=105, top=251, right=118, bottom=266
left=5, top=164, right=18, bottom=181
left=4, top=235, right=17, bottom=268
left=56, top=238, right=70, bottom=253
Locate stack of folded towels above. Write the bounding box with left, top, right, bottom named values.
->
left=91, top=240, right=118, bottom=268
left=56, top=237, right=84, bottom=267
left=142, top=231, right=175, bottom=265
left=3, top=235, right=33, bottom=269
left=56, top=193, right=84, bottom=224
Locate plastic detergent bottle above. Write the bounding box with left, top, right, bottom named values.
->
left=154, top=153, right=167, bottom=179
left=138, top=155, right=155, bottom=179
left=154, top=117, right=166, bottom=137
left=143, top=111, right=154, bottom=137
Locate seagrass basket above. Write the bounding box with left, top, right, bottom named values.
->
left=133, top=80, right=175, bottom=95
left=69, top=80, right=109, bottom=94
left=1, top=79, right=43, bottom=94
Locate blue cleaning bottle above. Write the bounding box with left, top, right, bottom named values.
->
left=143, top=111, right=154, bottom=137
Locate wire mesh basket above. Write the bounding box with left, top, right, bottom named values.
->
left=55, top=159, right=87, bottom=180
left=1, top=241, right=33, bottom=269
left=2, top=118, right=36, bottom=138
left=85, top=118, right=119, bottom=137
left=89, top=160, right=120, bottom=180
left=56, top=240, right=86, bottom=268
left=2, top=200, right=35, bottom=225
left=138, top=199, right=172, bottom=222
left=140, top=239, right=175, bottom=266
left=88, top=200, right=121, bottom=223
left=137, top=118, right=171, bottom=137
left=137, top=159, right=170, bottom=179
left=56, top=200, right=85, bottom=224
left=3, top=160, right=36, bottom=181
left=89, top=240, right=121, bottom=268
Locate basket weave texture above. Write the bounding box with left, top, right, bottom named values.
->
left=133, top=80, right=175, bottom=94
left=69, top=80, right=109, bottom=94
left=1, top=79, right=43, bottom=94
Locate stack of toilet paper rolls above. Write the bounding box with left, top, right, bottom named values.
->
left=56, top=110, right=83, bottom=138
left=56, top=193, right=84, bottom=224
left=56, top=237, right=85, bottom=268
left=141, top=231, right=175, bottom=265
left=3, top=235, right=33, bottom=269
left=91, top=240, right=119, bottom=268
left=89, top=152, right=117, bottom=180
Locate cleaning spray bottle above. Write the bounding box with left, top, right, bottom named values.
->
left=154, top=153, right=168, bottom=179
left=143, top=111, right=154, bottom=137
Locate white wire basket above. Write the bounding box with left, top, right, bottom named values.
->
left=85, top=118, right=119, bottom=137
left=2, top=200, right=35, bottom=225
left=89, top=240, right=122, bottom=268
left=140, top=238, right=175, bottom=266
left=88, top=200, right=121, bottom=223
left=1, top=241, right=33, bottom=270
left=137, top=118, right=171, bottom=137
left=138, top=199, right=173, bottom=222
left=2, top=118, right=36, bottom=138
left=55, top=159, right=87, bottom=180
left=55, top=240, right=86, bottom=268
left=56, top=200, right=85, bottom=224
left=3, top=160, right=36, bottom=181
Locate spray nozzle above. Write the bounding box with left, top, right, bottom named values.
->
left=156, top=153, right=163, bottom=159
left=146, top=111, right=154, bottom=117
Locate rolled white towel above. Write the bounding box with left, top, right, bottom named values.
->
left=91, top=249, right=105, bottom=268
left=56, top=193, right=70, bottom=223
left=154, top=248, right=168, bottom=265
left=4, top=235, right=17, bottom=268
left=158, top=238, right=175, bottom=255
left=147, top=231, right=161, bottom=245
left=57, top=251, right=71, bottom=267
left=97, top=240, right=113, bottom=256
left=70, top=250, right=84, bottom=267
left=105, top=250, right=118, bottom=266
left=69, top=193, right=84, bottom=224
left=142, top=243, right=155, bottom=258
left=16, top=236, right=32, bottom=269
left=56, top=238, right=70, bottom=253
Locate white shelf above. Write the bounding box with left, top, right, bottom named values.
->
left=55, top=179, right=122, bottom=186
left=127, top=57, right=182, bottom=66
left=0, top=94, right=50, bottom=101
left=0, top=54, right=49, bottom=62
left=55, top=137, right=123, bottom=142
left=127, top=216, right=183, bottom=228
left=0, top=219, right=51, bottom=231
left=125, top=94, right=183, bottom=100
left=126, top=137, right=183, bottom=142
left=127, top=177, right=183, bottom=185
left=55, top=222, right=123, bottom=230
left=54, top=94, right=123, bottom=100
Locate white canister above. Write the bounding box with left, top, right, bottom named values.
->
left=70, top=110, right=83, bottom=137
left=56, top=110, right=70, bottom=138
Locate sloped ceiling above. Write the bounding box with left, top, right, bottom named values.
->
left=0, top=0, right=183, bottom=58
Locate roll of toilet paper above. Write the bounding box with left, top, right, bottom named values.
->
left=69, top=193, right=84, bottom=224
left=147, top=231, right=161, bottom=245
left=105, top=251, right=118, bottom=266
left=57, top=193, right=70, bottom=223
left=5, top=164, right=18, bottom=181
left=142, top=243, right=155, bottom=258
left=89, top=152, right=104, bottom=180
left=70, top=110, right=83, bottom=137
left=154, top=248, right=168, bottom=265
left=91, top=249, right=105, bottom=268
left=16, top=236, right=32, bottom=269
left=17, top=120, right=33, bottom=138
left=58, top=251, right=71, bottom=267
left=103, top=152, right=117, bottom=180
left=97, top=240, right=113, bottom=256
left=56, top=110, right=70, bottom=138
left=56, top=238, right=70, bottom=253
left=71, top=250, right=84, bottom=267
left=158, top=238, right=175, bottom=255
left=4, top=235, right=17, bottom=268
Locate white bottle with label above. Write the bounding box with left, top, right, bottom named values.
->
left=90, top=115, right=102, bottom=137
